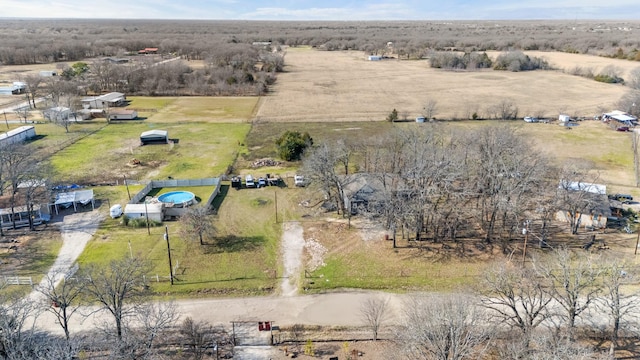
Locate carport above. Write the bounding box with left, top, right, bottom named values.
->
left=54, top=189, right=95, bottom=214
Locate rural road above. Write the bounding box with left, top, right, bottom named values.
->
left=31, top=214, right=403, bottom=335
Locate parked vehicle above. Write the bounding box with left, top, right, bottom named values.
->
left=616, top=126, right=631, bottom=132
left=110, top=204, right=123, bottom=218
left=257, top=177, right=267, bottom=188
left=245, top=174, right=255, bottom=188
left=294, top=175, right=306, bottom=187
left=524, top=116, right=538, bottom=123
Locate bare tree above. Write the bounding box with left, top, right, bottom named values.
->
left=533, top=248, right=602, bottom=340
left=480, top=264, right=552, bottom=348
left=180, top=317, right=214, bottom=360
left=22, top=74, right=43, bottom=109
left=423, top=99, right=438, bottom=120
left=13, top=107, right=31, bottom=124
left=81, top=257, right=150, bottom=343
left=0, top=294, right=42, bottom=359
left=130, top=301, right=180, bottom=359
left=556, top=168, right=603, bottom=235
left=35, top=272, right=85, bottom=342
left=179, top=206, right=216, bottom=245
left=596, top=257, right=640, bottom=356
left=360, top=295, right=390, bottom=341
left=628, top=67, right=640, bottom=90
left=396, top=293, right=491, bottom=360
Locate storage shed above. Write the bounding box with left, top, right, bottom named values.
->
left=109, top=109, right=138, bottom=120
left=124, top=203, right=164, bottom=222
left=140, top=130, right=168, bottom=145
left=43, top=106, right=72, bottom=122
left=0, top=126, right=36, bottom=147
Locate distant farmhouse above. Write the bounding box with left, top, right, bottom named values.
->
left=138, top=47, right=158, bottom=55
left=602, top=110, right=638, bottom=126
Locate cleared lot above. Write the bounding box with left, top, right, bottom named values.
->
left=257, top=48, right=630, bottom=122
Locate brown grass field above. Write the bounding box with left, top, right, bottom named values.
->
left=257, top=47, right=630, bottom=122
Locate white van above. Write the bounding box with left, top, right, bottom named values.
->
left=245, top=174, right=255, bottom=188
left=110, top=204, right=123, bottom=218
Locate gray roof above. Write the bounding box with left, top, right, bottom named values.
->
left=140, top=130, right=168, bottom=139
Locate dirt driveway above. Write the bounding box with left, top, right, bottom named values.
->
left=27, top=209, right=104, bottom=302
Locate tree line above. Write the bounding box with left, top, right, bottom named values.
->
left=1, top=19, right=640, bottom=66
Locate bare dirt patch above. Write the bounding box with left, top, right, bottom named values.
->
left=257, top=49, right=629, bottom=122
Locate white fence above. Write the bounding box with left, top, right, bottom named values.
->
left=2, top=275, right=33, bottom=286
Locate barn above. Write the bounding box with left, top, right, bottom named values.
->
left=109, top=109, right=138, bottom=120
left=0, top=126, right=36, bottom=147
left=140, top=130, right=168, bottom=145
left=124, top=203, right=164, bottom=222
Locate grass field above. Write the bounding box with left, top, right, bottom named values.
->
left=50, top=120, right=250, bottom=182
left=77, top=184, right=291, bottom=297
left=257, top=49, right=629, bottom=122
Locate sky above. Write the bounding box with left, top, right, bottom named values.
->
left=2, top=0, right=640, bottom=20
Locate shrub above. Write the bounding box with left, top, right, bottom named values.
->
left=276, top=131, right=313, bottom=161
left=594, top=74, right=624, bottom=84
left=386, top=108, right=398, bottom=122
left=493, top=51, right=550, bottom=71
left=123, top=217, right=161, bottom=228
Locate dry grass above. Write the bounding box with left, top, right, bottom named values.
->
left=148, top=96, right=260, bottom=123
left=257, top=48, right=629, bottom=122
left=520, top=50, right=640, bottom=80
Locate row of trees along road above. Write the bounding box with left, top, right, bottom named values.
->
left=303, top=124, right=606, bottom=251
left=363, top=249, right=640, bottom=359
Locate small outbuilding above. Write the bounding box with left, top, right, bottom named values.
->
left=124, top=203, right=164, bottom=222
left=43, top=106, right=72, bottom=122
left=140, top=130, right=168, bottom=145
left=0, top=126, right=36, bottom=147
left=109, top=109, right=138, bottom=120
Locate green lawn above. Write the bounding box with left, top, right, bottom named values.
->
left=144, top=97, right=260, bottom=123
left=50, top=122, right=250, bottom=182
left=77, top=183, right=283, bottom=297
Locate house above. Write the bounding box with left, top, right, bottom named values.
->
left=0, top=126, right=36, bottom=147
left=0, top=204, right=45, bottom=229
left=124, top=203, right=164, bottom=222
left=81, top=92, right=126, bottom=109
left=140, top=129, right=168, bottom=145
left=555, top=181, right=610, bottom=229
left=39, top=70, right=57, bottom=77
left=108, top=109, right=138, bottom=120
left=602, top=111, right=638, bottom=126
left=342, top=173, right=389, bottom=214
left=43, top=106, right=72, bottom=122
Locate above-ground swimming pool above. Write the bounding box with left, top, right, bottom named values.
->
left=157, top=191, right=196, bottom=207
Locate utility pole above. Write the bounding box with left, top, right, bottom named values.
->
left=144, top=199, right=150, bottom=235
left=164, top=226, right=174, bottom=285
left=124, top=175, right=131, bottom=201
left=522, top=220, right=530, bottom=266
left=274, top=191, right=278, bottom=224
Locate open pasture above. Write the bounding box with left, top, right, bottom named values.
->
left=144, top=96, right=260, bottom=124
left=257, top=48, right=629, bottom=122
